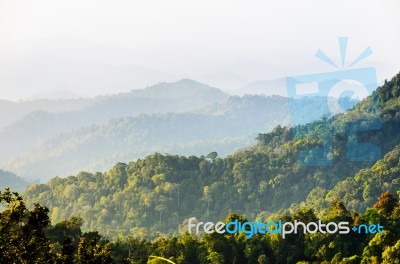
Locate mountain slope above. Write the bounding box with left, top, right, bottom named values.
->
left=324, top=145, right=400, bottom=212
left=22, top=72, right=400, bottom=238
left=0, top=97, right=95, bottom=129
left=0, top=79, right=229, bottom=163
left=0, top=169, right=30, bottom=191
left=6, top=95, right=355, bottom=180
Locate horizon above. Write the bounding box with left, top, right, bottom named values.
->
left=1, top=0, right=400, bottom=101
left=0, top=76, right=389, bottom=103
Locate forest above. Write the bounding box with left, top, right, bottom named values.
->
left=1, top=188, right=399, bottom=263
left=1, top=72, right=400, bottom=263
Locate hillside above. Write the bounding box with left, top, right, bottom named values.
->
left=0, top=79, right=229, bottom=158
left=0, top=79, right=228, bottom=130
left=1, top=92, right=355, bottom=180
left=303, top=74, right=400, bottom=214
left=0, top=97, right=95, bottom=129
left=320, top=145, right=400, bottom=213
left=0, top=169, right=30, bottom=191
left=22, top=72, right=400, bottom=238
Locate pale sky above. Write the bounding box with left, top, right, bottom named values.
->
left=0, top=0, right=399, bottom=100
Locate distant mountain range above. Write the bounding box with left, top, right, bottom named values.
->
left=0, top=79, right=357, bottom=181
left=22, top=72, right=400, bottom=239
left=0, top=169, right=30, bottom=192
left=0, top=79, right=228, bottom=160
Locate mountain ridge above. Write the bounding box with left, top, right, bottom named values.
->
left=22, top=71, right=400, bottom=238
left=4, top=94, right=356, bottom=180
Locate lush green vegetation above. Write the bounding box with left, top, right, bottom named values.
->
left=3, top=72, right=400, bottom=263
left=20, top=72, right=399, bottom=238
left=2, top=188, right=400, bottom=263
left=0, top=189, right=113, bottom=263
left=305, top=145, right=400, bottom=216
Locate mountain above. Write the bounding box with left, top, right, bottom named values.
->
left=0, top=79, right=228, bottom=129
left=239, top=78, right=376, bottom=100
left=0, top=79, right=229, bottom=166
left=302, top=73, right=400, bottom=215
left=0, top=97, right=96, bottom=129
left=309, top=145, right=400, bottom=214
left=4, top=95, right=356, bottom=180
left=22, top=71, right=400, bottom=239
left=0, top=169, right=30, bottom=191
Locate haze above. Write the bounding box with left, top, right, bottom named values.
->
left=1, top=0, right=399, bottom=101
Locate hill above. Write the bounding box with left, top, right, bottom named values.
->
left=4, top=94, right=355, bottom=180
left=0, top=79, right=228, bottom=140
left=0, top=97, right=95, bottom=129
left=0, top=169, right=30, bottom=191
left=22, top=72, right=400, bottom=238
left=303, top=73, right=400, bottom=214
left=0, top=80, right=229, bottom=174
left=311, top=145, right=400, bottom=213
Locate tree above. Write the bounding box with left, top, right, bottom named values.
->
left=0, top=188, right=55, bottom=263
left=207, top=252, right=224, bottom=264
left=373, top=191, right=398, bottom=216
left=47, top=217, right=84, bottom=247
left=382, top=239, right=400, bottom=263
left=77, top=238, right=113, bottom=264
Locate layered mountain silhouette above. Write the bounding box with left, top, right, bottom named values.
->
left=1, top=79, right=355, bottom=180
left=22, top=72, right=400, bottom=237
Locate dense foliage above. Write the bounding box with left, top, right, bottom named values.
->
left=4, top=72, right=400, bottom=263
left=2, top=188, right=400, bottom=263
left=22, top=72, right=400, bottom=240
left=0, top=189, right=112, bottom=263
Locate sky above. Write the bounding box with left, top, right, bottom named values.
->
left=0, top=0, right=399, bottom=101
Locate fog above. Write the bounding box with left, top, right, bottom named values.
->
left=1, top=0, right=399, bottom=100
